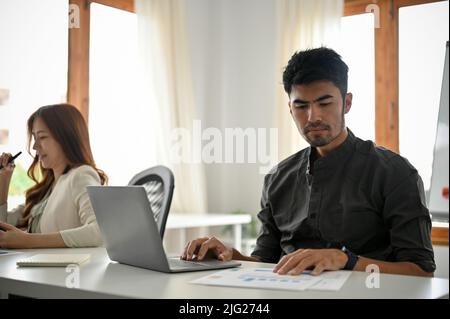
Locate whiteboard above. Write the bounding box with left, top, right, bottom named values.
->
left=428, top=41, right=449, bottom=221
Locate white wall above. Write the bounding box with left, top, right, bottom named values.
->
left=185, top=0, right=277, bottom=216
left=434, top=245, right=449, bottom=278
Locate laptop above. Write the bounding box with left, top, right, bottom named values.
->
left=87, top=186, right=241, bottom=273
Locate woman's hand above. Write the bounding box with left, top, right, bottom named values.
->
left=0, top=221, right=32, bottom=249
left=0, top=152, right=16, bottom=179
left=0, top=153, right=16, bottom=205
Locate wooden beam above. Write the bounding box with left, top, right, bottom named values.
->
left=432, top=226, right=449, bottom=245
left=90, top=0, right=134, bottom=13
left=345, top=0, right=444, bottom=16
left=344, top=0, right=373, bottom=16
left=397, top=0, right=445, bottom=8
left=344, top=0, right=401, bottom=151
left=374, top=0, right=399, bottom=152
left=345, top=0, right=444, bottom=152
left=68, top=0, right=91, bottom=122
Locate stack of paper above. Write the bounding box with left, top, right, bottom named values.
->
left=190, top=267, right=352, bottom=292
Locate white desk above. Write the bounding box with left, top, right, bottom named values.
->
left=166, top=214, right=252, bottom=251
left=0, top=247, right=448, bottom=299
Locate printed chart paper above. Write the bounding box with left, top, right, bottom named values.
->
left=190, top=267, right=321, bottom=291
left=190, top=267, right=352, bottom=292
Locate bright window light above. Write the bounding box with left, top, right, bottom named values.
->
left=399, top=1, right=449, bottom=190
left=340, top=13, right=376, bottom=142
left=0, top=0, right=68, bottom=204
left=89, top=3, right=157, bottom=186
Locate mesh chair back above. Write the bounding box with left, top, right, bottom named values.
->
left=128, top=166, right=174, bottom=238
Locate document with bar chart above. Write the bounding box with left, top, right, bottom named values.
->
left=190, top=267, right=353, bottom=291
left=190, top=267, right=323, bottom=291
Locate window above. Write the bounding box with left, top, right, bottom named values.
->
left=340, top=13, right=376, bottom=141
left=0, top=0, right=68, bottom=205
left=399, top=1, right=449, bottom=191
left=89, top=3, right=157, bottom=186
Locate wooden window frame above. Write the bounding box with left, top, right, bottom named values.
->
left=344, top=0, right=444, bottom=152
left=67, top=0, right=134, bottom=122
left=345, top=0, right=449, bottom=245
left=88, top=0, right=134, bottom=13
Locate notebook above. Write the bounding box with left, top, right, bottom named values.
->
left=16, top=254, right=90, bottom=267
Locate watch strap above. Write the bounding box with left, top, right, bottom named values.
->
left=342, top=246, right=359, bottom=270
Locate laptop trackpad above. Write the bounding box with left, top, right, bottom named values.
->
left=168, top=257, right=240, bottom=270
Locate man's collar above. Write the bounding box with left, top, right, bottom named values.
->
left=306, top=128, right=356, bottom=172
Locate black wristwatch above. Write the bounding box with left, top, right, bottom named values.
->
left=341, top=246, right=359, bottom=270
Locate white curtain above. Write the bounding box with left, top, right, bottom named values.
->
left=276, top=0, right=344, bottom=160
left=135, top=0, right=207, bottom=214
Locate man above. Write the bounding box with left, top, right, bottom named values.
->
left=182, top=47, right=435, bottom=277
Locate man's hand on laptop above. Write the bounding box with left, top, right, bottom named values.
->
left=181, top=237, right=233, bottom=261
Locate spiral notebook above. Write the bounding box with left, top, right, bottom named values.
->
left=16, top=254, right=91, bottom=267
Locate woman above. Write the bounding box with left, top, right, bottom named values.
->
left=0, top=104, right=107, bottom=248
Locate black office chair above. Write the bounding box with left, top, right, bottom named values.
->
left=128, top=165, right=174, bottom=238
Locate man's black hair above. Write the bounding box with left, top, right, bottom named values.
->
left=282, top=47, right=349, bottom=99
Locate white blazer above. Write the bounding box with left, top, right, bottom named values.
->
left=0, top=165, right=103, bottom=247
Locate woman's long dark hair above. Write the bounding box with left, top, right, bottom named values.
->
left=19, top=104, right=107, bottom=227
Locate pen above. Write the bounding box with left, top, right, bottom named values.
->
left=0, top=151, right=22, bottom=169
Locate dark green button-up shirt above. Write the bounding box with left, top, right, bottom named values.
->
left=251, top=130, right=436, bottom=273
